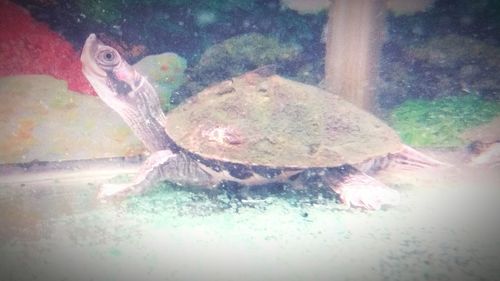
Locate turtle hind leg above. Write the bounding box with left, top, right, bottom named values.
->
left=98, top=150, right=213, bottom=201
left=323, top=165, right=400, bottom=210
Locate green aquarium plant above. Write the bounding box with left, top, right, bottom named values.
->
left=390, top=94, right=500, bottom=147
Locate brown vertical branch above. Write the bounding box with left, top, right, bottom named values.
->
left=324, top=0, right=386, bottom=111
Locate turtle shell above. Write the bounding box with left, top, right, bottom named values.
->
left=164, top=72, right=402, bottom=168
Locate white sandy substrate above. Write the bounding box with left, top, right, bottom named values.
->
left=0, top=155, right=499, bottom=281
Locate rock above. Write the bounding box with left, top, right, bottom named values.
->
left=406, top=34, right=500, bottom=96
left=176, top=32, right=303, bottom=101
left=465, top=141, right=500, bottom=167
left=378, top=34, right=500, bottom=108
left=461, top=116, right=500, bottom=144
left=134, top=53, right=187, bottom=111
left=0, top=1, right=94, bottom=95
left=280, top=0, right=330, bottom=14
left=0, top=75, right=144, bottom=164
left=461, top=116, right=500, bottom=167
left=197, top=33, right=302, bottom=77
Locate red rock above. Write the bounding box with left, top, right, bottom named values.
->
left=0, top=0, right=95, bottom=95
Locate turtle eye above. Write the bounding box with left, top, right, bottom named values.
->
left=96, top=47, right=120, bottom=68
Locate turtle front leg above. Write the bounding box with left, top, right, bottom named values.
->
left=98, top=150, right=214, bottom=200
left=322, top=165, right=400, bottom=210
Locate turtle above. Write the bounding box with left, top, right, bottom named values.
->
left=80, top=34, right=444, bottom=210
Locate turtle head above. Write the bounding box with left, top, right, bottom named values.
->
left=81, top=34, right=170, bottom=152
left=81, top=34, right=147, bottom=108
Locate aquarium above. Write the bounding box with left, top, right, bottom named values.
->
left=1, top=0, right=499, bottom=280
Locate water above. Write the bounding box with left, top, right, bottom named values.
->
left=1, top=1, right=500, bottom=280
left=1, top=158, right=499, bottom=281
